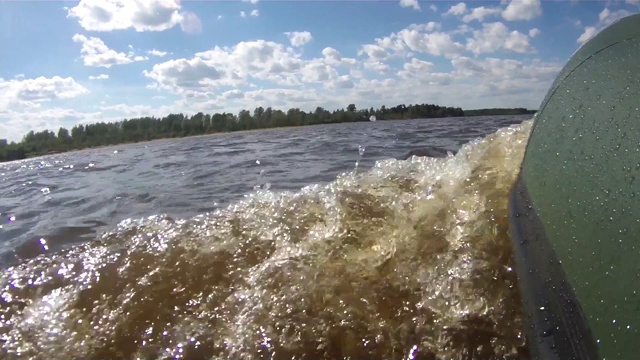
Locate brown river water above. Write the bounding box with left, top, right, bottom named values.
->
left=0, top=115, right=533, bottom=359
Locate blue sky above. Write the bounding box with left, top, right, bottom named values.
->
left=1, top=0, right=638, bottom=142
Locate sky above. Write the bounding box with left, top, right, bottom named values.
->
left=0, top=0, right=639, bottom=142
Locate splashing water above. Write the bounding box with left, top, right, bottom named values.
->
left=0, top=120, right=533, bottom=360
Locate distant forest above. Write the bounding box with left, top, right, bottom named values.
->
left=463, top=108, right=536, bottom=116
left=0, top=103, right=533, bottom=163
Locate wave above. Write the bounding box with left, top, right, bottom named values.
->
left=0, top=120, right=533, bottom=360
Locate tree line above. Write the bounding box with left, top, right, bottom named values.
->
left=0, top=103, right=529, bottom=163
left=463, top=108, right=535, bottom=116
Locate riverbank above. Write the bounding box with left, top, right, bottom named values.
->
left=11, top=124, right=321, bottom=162
left=1, top=106, right=535, bottom=163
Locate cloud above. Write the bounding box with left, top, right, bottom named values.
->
left=372, top=23, right=464, bottom=58
left=396, top=58, right=453, bottom=87
left=577, top=7, right=632, bottom=44
left=528, top=28, right=540, bottom=38
left=502, top=0, right=542, bottom=21
left=0, top=76, right=89, bottom=106
left=148, top=49, right=168, bottom=57
left=429, top=4, right=437, bottom=12
left=329, top=75, right=355, bottom=89
left=363, top=60, right=391, bottom=74
left=447, top=1, right=541, bottom=22
left=285, top=31, right=313, bottom=47
left=359, top=44, right=390, bottom=61
left=217, top=15, right=223, bottom=20
left=462, top=6, right=502, bottom=23
left=72, top=34, right=146, bottom=68
left=577, top=27, right=598, bottom=44
left=397, top=58, right=436, bottom=79
left=399, top=0, right=421, bottom=11
left=322, top=47, right=341, bottom=64
left=445, top=2, right=467, bottom=16
left=89, top=74, right=109, bottom=80
left=242, top=0, right=260, bottom=3
left=451, top=56, right=560, bottom=89
left=180, top=11, right=202, bottom=34
left=66, top=0, right=197, bottom=33
left=366, top=20, right=523, bottom=62
left=221, top=89, right=244, bottom=100
left=143, top=39, right=364, bottom=98
left=466, top=22, right=534, bottom=55
left=239, top=10, right=259, bottom=18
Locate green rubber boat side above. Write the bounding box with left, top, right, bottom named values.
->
left=508, top=13, right=640, bottom=360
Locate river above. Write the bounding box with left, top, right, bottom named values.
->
left=1, top=115, right=533, bottom=359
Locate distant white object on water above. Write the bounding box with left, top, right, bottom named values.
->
left=369, top=115, right=377, bottom=122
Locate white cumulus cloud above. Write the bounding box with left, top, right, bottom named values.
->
left=285, top=31, right=313, bottom=47
left=359, top=44, right=390, bottom=61
left=462, top=6, right=502, bottom=23
left=577, top=7, right=632, bottom=44
left=322, top=47, right=342, bottom=64
left=446, top=2, right=467, bottom=16
left=502, top=0, right=542, bottom=21
left=466, top=22, right=534, bottom=55
left=148, top=49, right=168, bottom=57
left=0, top=76, right=89, bottom=105
left=66, top=0, right=199, bottom=33
left=363, top=21, right=466, bottom=59
left=143, top=39, right=364, bottom=98
left=72, top=34, right=146, bottom=68
left=397, top=57, right=434, bottom=78
left=399, top=0, right=421, bottom=11
left=251, top=10, right=259, bottom=17
left=396, top=29, right=464, bottom=58
left=89, top=74, right=109, bottom=80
